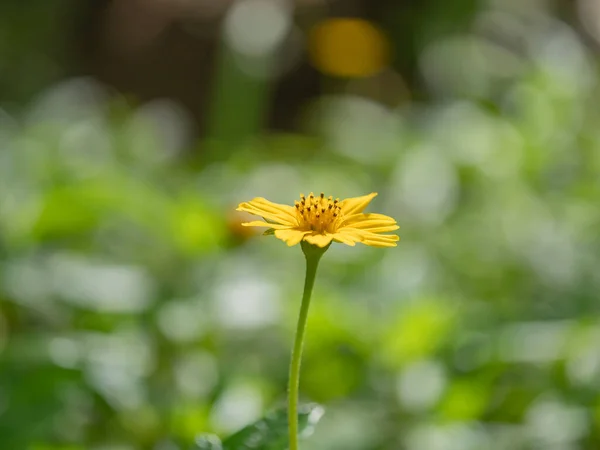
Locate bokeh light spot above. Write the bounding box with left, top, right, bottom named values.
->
left=224, top=0, right=291, bottom=57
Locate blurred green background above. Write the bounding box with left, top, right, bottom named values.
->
left=2, top=0, right=600, bottom=449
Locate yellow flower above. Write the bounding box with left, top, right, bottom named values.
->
left=237, top=192, right=399, bottom=248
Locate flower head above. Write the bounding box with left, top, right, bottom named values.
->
left=237, top=192, right=399, bottom=248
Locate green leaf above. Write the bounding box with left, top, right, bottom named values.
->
left=222, top=403, right=324, bottom=450
left=263, top=228, right=275, bottom=236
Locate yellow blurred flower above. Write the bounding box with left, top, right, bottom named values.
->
left=309, top=18, right=390, bottom=78
left=237, top=192, right=399, bottom=248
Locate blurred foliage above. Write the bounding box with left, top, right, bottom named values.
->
left=2, top=1, right=600, bottom=450
left=184, top=404, right=323, bottom=449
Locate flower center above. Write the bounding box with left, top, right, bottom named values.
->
left=294, top=192, right=342, bottom=233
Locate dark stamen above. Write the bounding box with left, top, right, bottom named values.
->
left=320, top=193, right=324, bottom=198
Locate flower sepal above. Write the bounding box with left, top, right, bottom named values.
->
left=301, top=240, right=331, bottom=261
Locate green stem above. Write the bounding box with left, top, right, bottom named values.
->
left=288, top=243, right=326, bottom=450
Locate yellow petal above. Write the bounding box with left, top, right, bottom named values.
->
left=303, top=233, right=334, bottom=248
left=362, top=239, right=398, bottom=248
left=359, top=229, right=399, bottom=240
left=237, top=197, right=298, bottom=226
left=338, top=192, right=378, bottom=216
left=360, top=225, right=399, bottom=233
left=274, top=229, right=309, bottom=246
left=241, top=221, right=293, bottom=229
left=330, top=232, right=358, bottom=246
left=341, top=222, right=399, bottom=233
left=334, top=228, right=365, bottom=240
left=337, top=227, right=399, bottom=246
left=342, top=212, right=397, bottom=227
left=237, top=204, right=289, bottom=225
left=360, top=233, right=399, bottom=247
left=251, top=197, right=297, bottom=217
left=343, top=218, right=398, bottom=228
